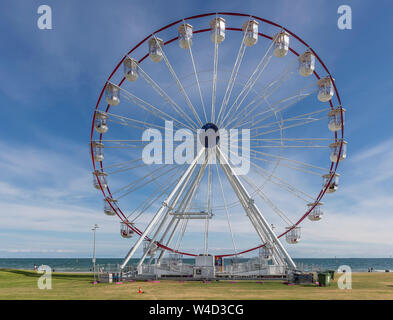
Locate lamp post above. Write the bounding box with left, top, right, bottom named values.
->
left=92, top=224, right=99, bottom=283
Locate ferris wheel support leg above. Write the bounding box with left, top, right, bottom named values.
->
left=148, top=216, right=177, bottom=265
left=120, top=149, right=205, bottom=270
left=217, top=147, right=296, bottom=270
left=155, top=159, right=208, bottom=265
left=219, top=158, right=273, bottom=257
left=156, top=218, right=181, bottom=264
left=135, top=160, right=201, bottom=271
left=155, top=160, right=208, bottom=264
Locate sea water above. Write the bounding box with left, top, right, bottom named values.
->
left=0, top=258, right=392, bottom=272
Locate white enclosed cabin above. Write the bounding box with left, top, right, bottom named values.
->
left=323, top=173, right=339, bottom=193
left=285, top=226, right=301, bottom=244
left=94, top=111, right=108, bottom=134
left=92, top=141, right=104, bottom=162
left=178, top=23, right=193, bottom=49
left=307, top=202, right=323, bottom=221
left=330, top=139, right=347, bottom=162
left=298, top=50, right=315, bottom=77
left=105, top=83, right=120, bottom=106
left=242, top=19, right=259, bottom=47
left=123, top=57, right=139, bottom=82
left=148, top=37, right=164, bottom=62
left=273, top=31, right=290, bottom=58
left=210, top=17, right=226, bottom=44
left=259, top=242, right=273, bottom=260
left=317, top=76, right=335, bottom=102
left=328, top=107, right=346, bottom=132
left=93, top=170, right=107, bottom=189
left=143, top=240, right=158, bottom=256
left=120, top=221, right=134, bottom=238
left=104, top=197, right=117, bottom=216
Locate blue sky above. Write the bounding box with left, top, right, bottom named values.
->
left=0, top=0, right=393, bottom=259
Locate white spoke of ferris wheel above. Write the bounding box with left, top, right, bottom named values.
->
left=107, top=119, right=147, bottom=132
left=236, top=141, right=328, bottom=174
left=251, top=114, right=327, bottom=138
left=117, top=165, right=180, bottom=200
left=252, top=145, right=328, bottom=149
left=102, top=138, right=196, bottom=146
left=215, top=30, right=248, bottom=124
left=242, top=175, right=294, bottom=226
left=120, top=148, right=205, bottom=270
left=232, top=84, right=316, bottom=129
left=232, top=132, right=331, bottom=148
left=230, top=90, right=311, bottom=130
left=226, top=147, right=316, bottom=201
left=100, top=139, right=151, bottom=142
left=219, top=40, right=275, bottom=127
left=225, top=60, right=298, bottom=128
left=101, top=144, right=147, bottom=149
left=215, top=162, right=238, bottom=255
left=242, top=137, right=331, bottom=143
left=137, top=66, right=198, bottom=129
left=130, top=167, right=185, bottom=221
left=224, top=60, right=297, bottom=128
left=100, top=149, right=166, bottom=171
left=153, top=35, right=203, bottom=127
left=186, top=30, right=208, bottom=123
left=250, top=154, right=325, bottom=176
left=227, top=142, right=327, bottom=179
left=106, top=112, right=168, bottom=131
left=252, top=164, right=315, bottom=202
left=112, top=164, right=169, bottom=195
left=235, top=144, right=327, bottom=172
left=129, top=185, right=166, bottom=221
left=132, top=166, right=187, bottom=222
left=211, top=30, right=219, bottom=123
left=115, top=83, right=193, bottom=130
left=106, top=163, right=148, bottom=175
left=253, top=164, right=315, bottom=202
left=246, top=107, right=330, bottom=132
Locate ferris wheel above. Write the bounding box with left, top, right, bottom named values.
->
left=90, top=12, right=346, bottom=273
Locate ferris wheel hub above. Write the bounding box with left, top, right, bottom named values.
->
left=199, top=123, right=220, bottom=148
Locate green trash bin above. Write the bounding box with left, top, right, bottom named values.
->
left=317, top=272, right=331, bottom=286
left=327, top=270, right=335, bottom=280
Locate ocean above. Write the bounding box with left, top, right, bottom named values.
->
left=1, top=258, right=393, bottom=272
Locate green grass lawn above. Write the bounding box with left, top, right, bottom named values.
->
left=0, top=269, right=392, bottom=300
